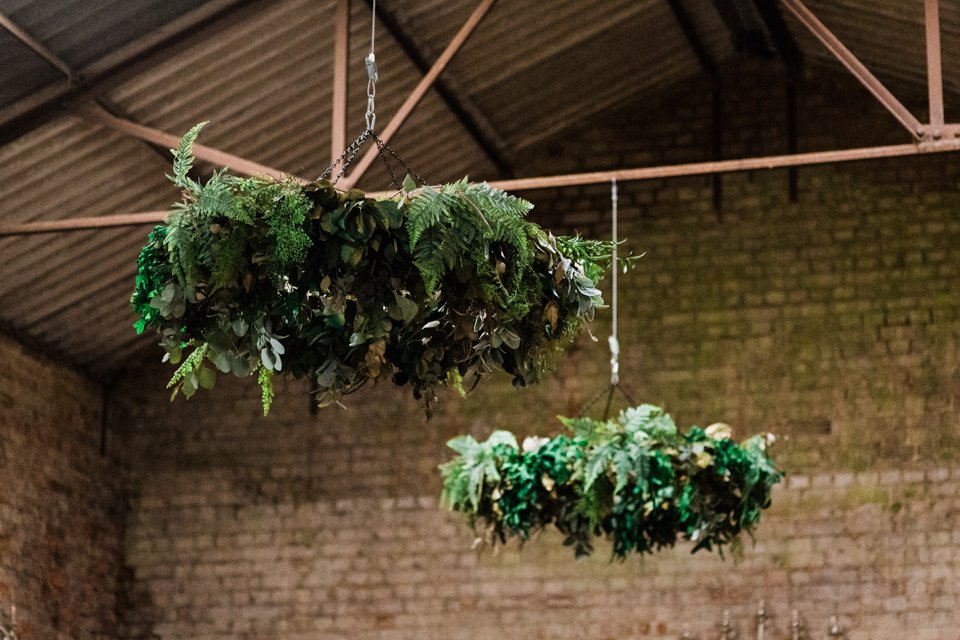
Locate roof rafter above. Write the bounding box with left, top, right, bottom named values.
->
left=78, top=105, right=307, bottom=184
left=666, top=0, right=723, bottom=212
left=0, top=9, right=76, bottom=81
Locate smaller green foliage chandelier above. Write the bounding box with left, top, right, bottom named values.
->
left=440, top=405, right=781, bottom=558
left=132, top=124, right=619, bottom=414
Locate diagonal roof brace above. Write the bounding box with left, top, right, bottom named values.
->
left=0, top=10, right=77, bottom=82
left=779, top=0, right=924, bottom=139
left=78, top=105, right=308, bottom=184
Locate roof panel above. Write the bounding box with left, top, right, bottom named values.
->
left=0, top=28, right=62, bottom=108
left=0, top=0, right=209, bottom=69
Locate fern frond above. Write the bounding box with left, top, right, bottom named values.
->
left=195, top=168, right=235, bottom=218
left=167, top=121, right=208, bottom=193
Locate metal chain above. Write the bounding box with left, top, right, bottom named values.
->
left=373, top=132, right=426, bottom=188
left=0, top=606, right=17, bottom=640
left=319, top=0, right=427, bottom=190
left=318, top=129, right=371, bottom=184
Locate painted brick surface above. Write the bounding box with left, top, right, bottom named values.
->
left=0, top=333, right=122, bottom=639
left=108, top=58, right=960, bottom=639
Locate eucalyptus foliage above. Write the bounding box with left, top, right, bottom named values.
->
left=132, top=123, right=621, bottom=414
left=440, top=405, right=781, bottom=559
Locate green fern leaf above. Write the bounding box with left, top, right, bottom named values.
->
left=167, top=121, right=208, bottom=193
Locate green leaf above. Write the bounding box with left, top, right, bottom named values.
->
left=487, top=431, right=518, bottom=450
left=166, top=121, right=208, bottom=192
left=447, top=435, right=480, bottom=457
left=584, top=446, right=614, bottom=490
left=197, top=367, right=216, bottom=390
left=260, top=347, right=274, bottom=370
left=389, top=293, right=419, bottom=323
left=232, top=317, right=249, bottom=337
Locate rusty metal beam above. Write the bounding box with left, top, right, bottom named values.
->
left=481, top=139, right=960, bottom=193
left=0, top=10, right=77, bottom=81
left=925, top=0, right=945, bottom=137
left=78, top=105, right=307, bottom=183
left=7, top=139, right=960, bottom=236
left=331, top=0, right=350, bottom=164
left=0, top=211, right=169, bottom=235
left=340, top=0, right=498, bottom=189
left=0, top=14, right=183, bottom=171
left=779, top=0, right=923, bottom=139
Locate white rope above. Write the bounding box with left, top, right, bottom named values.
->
left=370, top=0, right=376, bottom=54
left=608, top=178, right=620, bottom=386
left=365, top=0, right=379, bottom=130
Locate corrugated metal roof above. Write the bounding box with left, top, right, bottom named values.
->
left=0, top=0, right=208, bottom=68
left=0, top=114, right=176, bottom=375
left=0, top=26, right=62, bottom=108
left=787, top=1, right=960, bottom=100
left=0, top=0, right=956, bottom=376
left=0, top=0, right=212, bottom=106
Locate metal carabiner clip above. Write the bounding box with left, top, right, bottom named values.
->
left=365, top=52, right=379, bottom=83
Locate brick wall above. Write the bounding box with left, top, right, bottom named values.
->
left=111, top=58, right=960, bottom=639
left=0, top=333, right=123, bottom=639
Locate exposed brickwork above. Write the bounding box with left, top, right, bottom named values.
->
left=0, top=333, right=122, bottom=639
left=112, top=436, right=960, bottom=640
left=102, top=57, right=960, bottom=638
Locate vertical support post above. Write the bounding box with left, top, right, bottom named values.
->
left=331, top=0, right=350, bottom=163
left=711, top=87, right=723, bottom=214
left=925, top=0, right=944, bottom=138
left=786, top=73, right=799, bottom=201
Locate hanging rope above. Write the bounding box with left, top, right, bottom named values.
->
left=365, top=0, right=379, bottom=131
left=318, top=0, right=425, bottom=192
left=578, top=180, right=635, bottom=420
left=609, top=177, right=620, bottom=387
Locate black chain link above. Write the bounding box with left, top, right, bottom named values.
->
left=372, top=132, right=426, bottom=190
left=318, top=129, right=426, bottom=191
left=318, top=129, right=372, bottom=185
left=578, top=383, right=637, bottom=421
